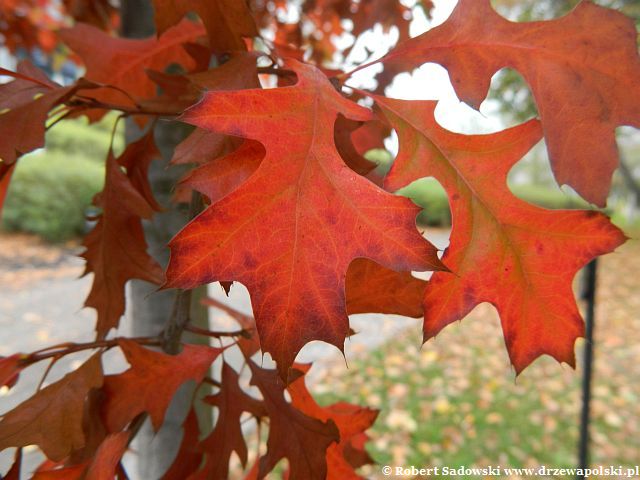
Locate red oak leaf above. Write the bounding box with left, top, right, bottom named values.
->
left=0, top=354, right=103, bottom=461
left=84, top=431, right=130, bottom=480
left=189, top=362, right=266, bottom=479
left=165, top=60, right=445, bottom=376
left=0, top=354, right=24, bottom=389
left=287, top=364, right=378, bottom=479
left=180, top=140, right=265, bottom=203
left=32, top=432, right=130, bottom=480
left=60, top=19, right=204, bottom=106
left=101, top=339, right=221, bottom=432
left=381, top=0, right=640, bottom=206
left=248, top=361, right=340, bottom=480
left=151, top=0, right=258, bottom=53
left=345, top=258, right=425, bottom=318
left=169, top=53, right=261, bottom=167
left=378, top=97, right=627, bottom=373
left=81, top=135, right=164, bottom=338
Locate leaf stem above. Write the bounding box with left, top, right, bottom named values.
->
left=20, top=336, right=161, bottom=366
left=184, top=324, right=251, bottom=339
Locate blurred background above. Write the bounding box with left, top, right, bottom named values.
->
left=1, top=0, right=639, bottom=478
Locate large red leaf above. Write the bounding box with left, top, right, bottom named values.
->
left=0, top=354, right=103, bottom=461
left=102, top=339, right=221, bottom=432
left=287, top=364, right=378, bottom=480
left=151, top=0, right=257, bottom=52
left=378, top=97, right=627, bottom=373
left=81, top=135, right=164, bottom=338
left=165, top=60, right=445, bottom=376
left=60, top=19, right=204, bottom=106
left=381, top=0, right=640, bottom=206
left=248, top=361, right=340, bottom=480
left=190, top=363, right=266, bottom=479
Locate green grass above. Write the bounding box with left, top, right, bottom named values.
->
left=2, top=152, right=104, bottom=242
left=313, top=332, right=630, bottom=476
left=1, top=114, right=120, bottom=241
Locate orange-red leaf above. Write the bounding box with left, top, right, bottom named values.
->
left=81, top=134, right=164, bottom=338
left=248, top=361, right=339, bottom=480
left=382, top=0, right=640, bottom=206
left=165, top=60, right=445, bottom=376
left=346, top=258, right=426, bottom=318
left=33, top=432, right=130, bottom=480
left=287, top=364, right=378, bottom=480
left=379, top=97, right=627, bottom=373
left=60, top=19, right=204, bottom=106
left=0, top=354, right=103, bottom=461
left=151, top=0, right=258, bottom=52
left=84, top=431, right=130, bottom=480
left=102, top=339, right=221, bottom=432
left=190, top=363, right=266, bottom=479
left=0, top=353, right=23, bottom=389
left=181, top=140, right=265, bottom=203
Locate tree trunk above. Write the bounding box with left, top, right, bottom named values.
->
left=120, top=2, right=209, bottom=478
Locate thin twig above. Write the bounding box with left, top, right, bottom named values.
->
left=162, top=191, right=204, bottom=354
left=20, top=337, right=161, bottom=366
left=202, top=377, right=222, bottom=388
left=184, top=324, right=251, bottom=339
left=257, top=66, right=296, bottom=77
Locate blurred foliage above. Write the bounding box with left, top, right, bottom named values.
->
left=1, top=115, right=121, bottom=242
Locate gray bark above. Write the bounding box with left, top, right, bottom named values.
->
left=120, top=2, right=209, bottom=477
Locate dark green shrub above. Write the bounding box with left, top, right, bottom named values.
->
left=2, top=153, right=104, bottom=242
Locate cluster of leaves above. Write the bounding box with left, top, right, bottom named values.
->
left=0, top=0, right=638, bottom=477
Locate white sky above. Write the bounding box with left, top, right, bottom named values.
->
left=346, top=0, right=507, bottom=136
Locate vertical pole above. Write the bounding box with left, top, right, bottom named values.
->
left=577, top=259, right=597, bottom=479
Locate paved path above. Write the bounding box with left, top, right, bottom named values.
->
left=0, top=229, right=450, bottom=477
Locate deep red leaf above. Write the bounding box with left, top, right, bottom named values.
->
left=102, top=340, right=221, bottom=432
left=346, top=258, right=426, bottom=318
left=81, top=139, right=164, bottom=338
left=190, top=363, right=266, bottom=479
left=248, top=361, right=340, bottom=480
left=287, top=364, right=378, bottom=479
left=0, top=354, right=103, bottom=461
